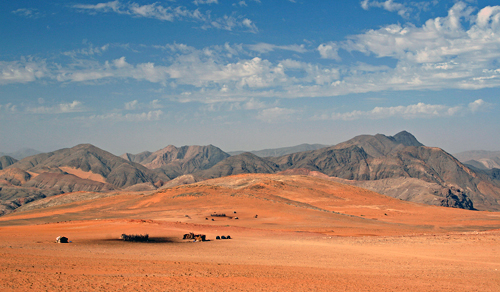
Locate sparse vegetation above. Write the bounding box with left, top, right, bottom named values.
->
left=120, top=234, right=149, bottom=242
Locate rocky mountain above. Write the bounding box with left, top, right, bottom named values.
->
left=0, top=148, right=41, bottom=160
left=0, top=144, right=170, bottom=215
left=195, top=152, right=280, bottom=179
left=228, top=143, right=329, bottom=157
left=122, top=145, right=230, bottom=179
left=198, top=131, right=500, bottom=211
left=7, top=144, right=168, bottom=188
left=1, top=131, right=499, bottom=215
left=120, top=151, right=153, bottom=164
left=23, top=172, right=115, bottom=193
left=454, top=150, right=500, bottom=170
left=0, top=156, right=17, bottom=170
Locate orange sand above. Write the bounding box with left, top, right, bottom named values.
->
left=0, top=174, right=499, bottom=291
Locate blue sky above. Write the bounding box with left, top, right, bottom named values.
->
left=1, top=0, right=499, bottom=155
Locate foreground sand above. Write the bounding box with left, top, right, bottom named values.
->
left=0, top=174, right=499, bottom=291
left=0, top=220, right=499, bottom=291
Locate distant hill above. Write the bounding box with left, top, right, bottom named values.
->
left=0, top=148, right=41, bottom=160
left=454, top=150, right=500, bottom=170
left=122, top=145, right=230, bottom=179
left=0, top=144, right=170, bottom=215
left=7, top=144, right=168, bottom=188
left=198, top=131, right=500, bottom=211
left=195, top=152, right=280, bottom=179
left=0, top=156, right=17, bottom=170
left=2, top=131, right=500, bottom=215
left=228, top=143, right=329, bottom=157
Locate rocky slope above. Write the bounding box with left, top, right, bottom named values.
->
left=198, top=131, right=500, bottom=211
left=0, top=156, right=17, bottom=170
left=122, top=145, right=230, bottom=179
left=8, top=144, right=167, bottom=188
left=195, top=152, right=280, bottom=179
left=0, top=144, right=169, bottom=215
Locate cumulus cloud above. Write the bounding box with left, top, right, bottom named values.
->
left=73, top=1, right=258, bottom=32
left=0, top=59, right=47, bottom=84
left=4, top=3, right=500, bottom=103
left=316, top=99, right=489, bottom=121
left=27, top=101, right=85, bottom=114
left=317, top=42, right=341, bottom=61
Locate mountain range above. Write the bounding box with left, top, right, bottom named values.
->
left=454, top=150, right=500, bottom=170
left=1, top=131, right=499, bottom=215
left=227, top=143, right=329, bottom=157
left=0, top=148, right=41, bottom=160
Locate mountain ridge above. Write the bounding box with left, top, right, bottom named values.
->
left=2, top=131, right=500, bottom=215
left=227, top=143, right=330, bottom=157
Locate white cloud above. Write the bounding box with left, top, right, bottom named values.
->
left=256, top=107, right=297, bottom=123
left=150, top=99, right=163, bottom=109
left=0, top=103, right=17, bottom=113
left=243, top=98, right=267, bottom=110
left=87, top=110, right=164, bottom=122
left=193, top=0, right=218, bottom=5
left=12, top=8, right=42, bottom=19
left=0, top=60, right=47, bottom=84
left=28, top=101, right=85, bottom=114
left=316, top=99, right=488, bottom=121
left=5, top=3, right=500, bottom=103
left=248, top=43, right=307, bottom=54
left=360, top=0, right=414, bottom=18
left=317, top=42, right=341, bottom=61
left=63, top=44, right=109, bottom=57
left=73, top=1, right=258, bottom=32
left=468, top=99, right=490, bottom=112
left=124, top=100, right=139, bottom=110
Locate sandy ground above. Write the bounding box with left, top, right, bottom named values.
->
left=0, top=221, right=499, bottom=291
left=0, top=174, right=499, bottom=291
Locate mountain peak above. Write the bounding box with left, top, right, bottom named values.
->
left=391, top=131, right=424, bottom=147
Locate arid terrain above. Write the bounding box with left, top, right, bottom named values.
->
left=0, top=173, right=499, bottom=291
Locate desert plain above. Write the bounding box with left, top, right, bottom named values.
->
left=0, top=173, right=499, bottom=291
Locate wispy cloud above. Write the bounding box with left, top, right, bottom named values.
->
left=314, top=99, right=491, bottom=121
left=124, top=99, right=163, bottom=110
left=73, top=0, right=258, bottom=33
left=360, top=0, right=436, bottom=19
left=193, top=0, right=218, bottom=5
left=86, top=110, right=164, bottom=122
left=248, top=43, right=307, bottom=54
left=0, top=103, right=17, bottom=113
left=256, top=107, right=297, bottom=123
left=12, top=8, right=42, bottom=19
left=27, top=101, right=86, bottom=114
left=4, top=3, right=500, bottom=104
left=62, top=43, right=110, bottom=57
